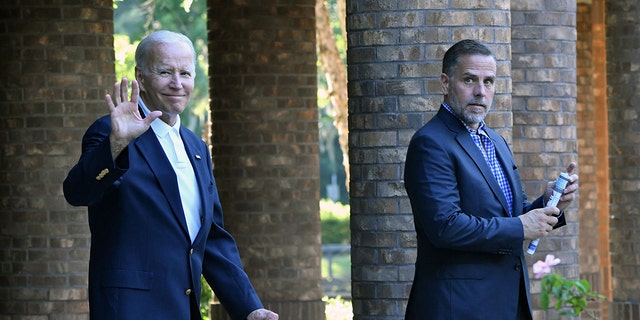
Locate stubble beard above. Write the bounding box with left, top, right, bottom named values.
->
left=448, top=95, right=489, bottom=128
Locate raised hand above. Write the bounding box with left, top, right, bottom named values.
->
left=105, top=78, right=162, bottom=159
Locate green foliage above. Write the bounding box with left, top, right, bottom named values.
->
left=540, top=273, right=605, bottom=319
left=320, top=199, right=350, bottom=244
left=113, top=34, right=138, bottom=81
left=200, top=276, right=212, bottom=320
left=325, top=0, right=346, bottom=63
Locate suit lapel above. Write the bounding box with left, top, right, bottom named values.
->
left=487, top=130, right=522, bottom=216
left=134, top=129, right=191, bottom=238
left=439, top=108, right=512, bottom=217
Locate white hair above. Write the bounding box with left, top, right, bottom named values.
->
left=134, top=30, right=196, bottom=73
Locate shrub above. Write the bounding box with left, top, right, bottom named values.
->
left=320, top=199, right=350, bottom=244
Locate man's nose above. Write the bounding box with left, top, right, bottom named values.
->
left=473, top=82, right=486, bottom=96
left=170, top=74, right=183, bottom=88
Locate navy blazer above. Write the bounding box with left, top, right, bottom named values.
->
left=64, top=114, right=263, bottom=320
left=403, top=106, right=565, bottom=320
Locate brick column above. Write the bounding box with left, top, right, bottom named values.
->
left=511, top=1, right=580, bottom=318
left=208, top=1, right=324, bottom=319
left=607, top=1, right=640, bottom=318
left=346, top=1, right=511, bottom=318
left=0, top=1, right=113, bottom=318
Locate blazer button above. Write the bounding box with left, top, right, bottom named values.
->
left=514, top=265, right=521, bottom=271
left=189, top=248, right=194, bottom=255
left=185, top=289, right=192, bottom=295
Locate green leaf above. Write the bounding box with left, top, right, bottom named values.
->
left=537, top=272, right=605, bottom=317
left=540, top=291, right=550, bottom=310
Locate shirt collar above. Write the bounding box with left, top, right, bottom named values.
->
left=442, top=101, right=487, bottom=134
left=139, top=98, right=181, bottom=137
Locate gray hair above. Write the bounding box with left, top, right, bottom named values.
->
left=135, top=30, right=196, bottom=73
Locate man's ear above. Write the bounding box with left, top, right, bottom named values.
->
left=440, top=73, right=449, bottom=95
left=135, top=67, right=144, bottom=88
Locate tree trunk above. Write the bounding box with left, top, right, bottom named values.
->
left=315, top=0, right=349, bottom=192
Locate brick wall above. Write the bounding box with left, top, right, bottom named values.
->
left=208, top=0, right=324, bottom=319
left=0, top=2, right=114, bottom=318
left=607, top=0, right=640, bottom=318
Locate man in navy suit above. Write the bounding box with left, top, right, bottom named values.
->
left=64, top=30, right=278, bottom=320
left=403, top=39, right=579, bottom=320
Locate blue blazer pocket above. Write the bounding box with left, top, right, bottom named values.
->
left=102, top=269, right=153, bottom=290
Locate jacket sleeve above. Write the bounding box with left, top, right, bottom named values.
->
left=63, top=116, right=128, bottom=206
left=201, top=209, right=263, bottom=320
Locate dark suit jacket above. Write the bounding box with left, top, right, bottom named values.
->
left=403, top=106, right=565, bottom=320
left=64, top=114, right=262, bottom=320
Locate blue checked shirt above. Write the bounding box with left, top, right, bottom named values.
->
left=442, top=103, right=514, bottom=216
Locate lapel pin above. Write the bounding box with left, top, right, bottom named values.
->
left=95, top=168, right=109, bottom=180
left=195, top=155, right=201, bottom=160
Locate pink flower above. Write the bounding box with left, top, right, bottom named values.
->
left=532, top=254, right=561, bottom=279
